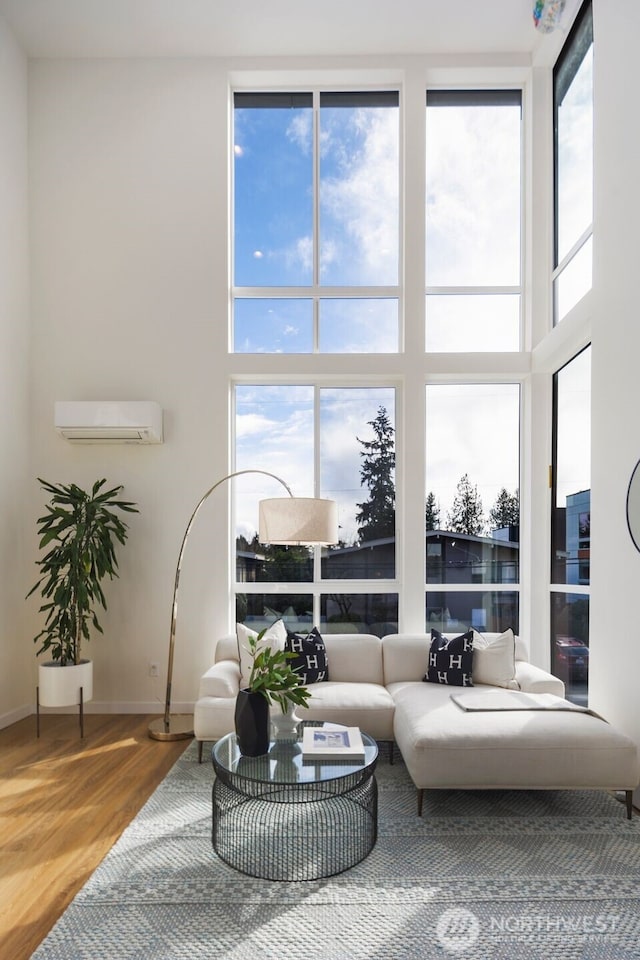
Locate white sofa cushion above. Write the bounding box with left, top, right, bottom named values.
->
left=514, top=660, right=565, bottom=695
left=383, top=633, right=434, bottom=684
left=302, top=681, right=395, bottom=740
left=389, top=680, right=639, bottom=790
left=514, top=634, right=529, bottom=661
left=194, top=695, right=237, bottom=742
left=321, top=634, right=384, bottom=684
left=198, top=660, right=240, bottom=699
left=215, top=635, right=239, bottom=663
left=471, top=629, right=519, bottom=689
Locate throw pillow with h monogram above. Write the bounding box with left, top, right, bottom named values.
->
left=285, top=627, right=329, bottom=684
left=424, top=628, right=474, bottom=686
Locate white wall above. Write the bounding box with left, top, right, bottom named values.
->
left=589, top=0, right=640, bottom=779
left=14, top=3, right=640, bottom=775
left=0, top=16, right=30, bottom=726
left=27, top=59, right=233, bottom=712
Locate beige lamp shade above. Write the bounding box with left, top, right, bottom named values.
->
left=259, top=497, right=338, bottom=545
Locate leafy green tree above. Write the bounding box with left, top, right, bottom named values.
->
left=488, top=487, right=520, bottom=531
left=355, top=406, right=395, bottom=542
left=425, top=491, right=441, bottom=531
left=446, top=474, right=485, bottom=536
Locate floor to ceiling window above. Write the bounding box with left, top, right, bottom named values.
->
left=550, top=346, right=591, bottom=704
left=424, top=89, right=523, bottom=632
left=232, top=89, right=401, bottom=634
left=230, top=71, right=527, bottom=640
left=553, top=0, right=593, bottom=324
left=547, top=0, right=593, bottom=704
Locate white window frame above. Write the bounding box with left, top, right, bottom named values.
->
left=227, top=62, right=533, bottom=638
left=231, top=86, right=403, bottom=354
left=552, top=0, right=594, bottom=326
left=425, top=86, right=526, bottom=352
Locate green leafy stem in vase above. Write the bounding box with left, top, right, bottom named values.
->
left=245, top=629, right=311, bottom=715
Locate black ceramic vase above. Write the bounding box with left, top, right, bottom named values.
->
left=234, top=688, right=270, bottom=756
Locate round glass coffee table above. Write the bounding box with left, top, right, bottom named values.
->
left=211, top=727, right=378, bottom=880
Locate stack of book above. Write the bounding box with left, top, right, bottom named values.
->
left=302, top=723, right=365, bottom=760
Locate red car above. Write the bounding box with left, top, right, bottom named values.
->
left=554, top=636, right=589, bottom=684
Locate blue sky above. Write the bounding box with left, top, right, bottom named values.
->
left=232, top=85, right=591, bottom=543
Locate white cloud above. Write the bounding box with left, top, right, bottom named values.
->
left=557, top=47, right=593, bottom=258
left=235, top=388, right=315, bottom=532
left=235, top=386, right=394, bottom=544
left=235, top=412, right=274, bottom=439
left=285, top=235, right=312, bottom=274
left=319, top=299, right=397, bottom=352
left=426, top=105, right=520, bottom=287
left=320, top=108, right=399, bottom=285
left=287, top=111, right=312, bottom=154
left=426, top=294, right=519, bottom=352
left=426, top=384, right=520, bottom=520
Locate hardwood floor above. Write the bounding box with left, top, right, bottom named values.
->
left=0, top=713, right=190, bottom=960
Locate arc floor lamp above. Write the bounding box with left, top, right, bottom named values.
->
left=148, top=469, right=338, bottom=740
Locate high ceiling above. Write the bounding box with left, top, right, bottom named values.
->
left=0, top=0, right=575, bottom=59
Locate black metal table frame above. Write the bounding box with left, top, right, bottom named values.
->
left=211, top=731, right=378, bottom=881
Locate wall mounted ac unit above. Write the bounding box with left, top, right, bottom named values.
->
left=54, top=401, right=163, bottom=444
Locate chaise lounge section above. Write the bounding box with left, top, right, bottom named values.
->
left=383, top=634, right=639, bottom=818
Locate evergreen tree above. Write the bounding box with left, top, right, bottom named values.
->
left=488, top=488, right=520, bottom=531
left=425, top=491, right=441, bottom=531
left=355, top=406, right=395, bottom=542
left=446, top=473, right=485, bottom=536
left=236, top=532, right=261, bottom=553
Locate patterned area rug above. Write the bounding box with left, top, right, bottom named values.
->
left=32, top=741, right=640, bottom=960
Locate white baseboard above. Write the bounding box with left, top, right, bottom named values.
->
left=0, top=701, right=195, bottom=728
left=0, top=704, right=32, bottom=730
left=77, top=701, right=195, bottom=715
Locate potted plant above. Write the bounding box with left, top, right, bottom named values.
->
left=235, top=630, right=311, bottom=756
left=27, top=478, right=138, bottom=713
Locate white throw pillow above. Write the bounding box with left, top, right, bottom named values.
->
left=236, top=619, right=287, bottom=687
left=471, top=628, right=519, bottom=689
left=514, top=634, right=529, bottom=662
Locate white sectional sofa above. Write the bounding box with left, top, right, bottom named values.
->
left=194, top=630, right=639, bottom=817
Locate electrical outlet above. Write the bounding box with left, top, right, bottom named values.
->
left=149, top=661, right=159, bottom=678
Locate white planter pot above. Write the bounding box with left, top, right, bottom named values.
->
left=38, top=660, right=93, bottom=708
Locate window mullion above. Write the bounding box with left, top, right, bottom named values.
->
left=234, top=285, right=399, bottom=298
left=551, top=225, right=593, bottom=282
left=313, top=91, right=320, bottom=289
left=426, top=286, right=521, bottom=296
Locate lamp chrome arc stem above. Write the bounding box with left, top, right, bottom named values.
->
left=148, top=470, right=293, bottom=741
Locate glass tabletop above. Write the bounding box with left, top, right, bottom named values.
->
left=212, top=727, right=378, bottom=786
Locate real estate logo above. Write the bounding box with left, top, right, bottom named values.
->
left=436, top=907, right=480, bottom=954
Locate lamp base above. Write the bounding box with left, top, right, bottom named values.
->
left=148, top=715, right=194, bottom=741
